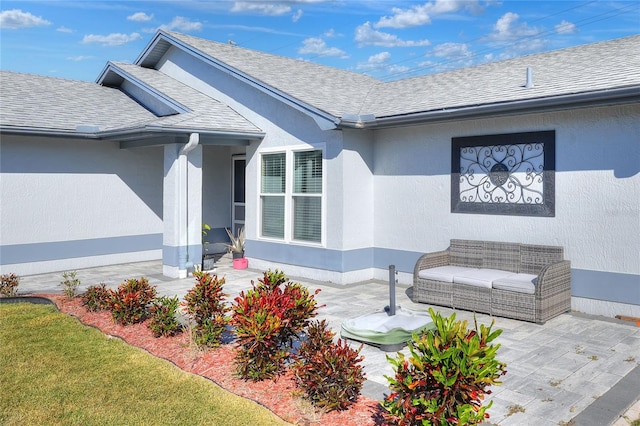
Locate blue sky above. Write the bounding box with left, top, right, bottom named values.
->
left=1, top=1, right=638, bottom=82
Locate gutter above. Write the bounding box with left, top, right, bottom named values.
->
left=338, top=86, right=640, bottom=130
left=0, top=125, right=265, bottom=143
left=179, top=133, right=199, bottom=275
left=99, top=126, right=265, bottom=141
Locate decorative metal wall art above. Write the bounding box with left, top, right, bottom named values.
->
left=451, top=131, right=555, bottom=217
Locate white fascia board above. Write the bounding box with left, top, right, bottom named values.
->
left=137, top=31, right=340, bottom=131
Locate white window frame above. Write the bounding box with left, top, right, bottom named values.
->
left=258, top=145, right=325, bottom=246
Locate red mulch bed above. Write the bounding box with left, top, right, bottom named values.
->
left=36, top=294, right=386, bottom=426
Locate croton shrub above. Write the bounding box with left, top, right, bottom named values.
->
left=382, top=308, right=507, bottom=425
left=183, top=271, right=229, bottom=347
left=81, top=283, right=110, bottom=312
left=148, top=295, right=182, bottom=338
left=106, top=277, right=157, bottom=325
left=292, top=319, right=366, bottom=411
left=230, top=270, right=320, bottom=381
left=0, top=273, right=19, bottom=297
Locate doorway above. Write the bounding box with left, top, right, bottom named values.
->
left=232, top=156, right=245, bottom=235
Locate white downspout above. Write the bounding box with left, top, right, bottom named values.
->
left=179, top=133, right=200, bottom=277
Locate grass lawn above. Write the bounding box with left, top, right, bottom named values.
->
left=0, top=302, right=288, bottom=426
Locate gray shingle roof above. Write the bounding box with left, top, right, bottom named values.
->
left=365, top=34, right=640, bottom=118
left=152, top=32, right=639, bottom=122
left=0, top=70, right=156, bottom=133
left=106, top=62, right=262, bottom=134
left=163, top=31, right=380, bottom=118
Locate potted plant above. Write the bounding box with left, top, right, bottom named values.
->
left=201, top=223, right=215, bottom=271
left=226, top=226, right=247, bottom=269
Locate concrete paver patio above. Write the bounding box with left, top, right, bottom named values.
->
left=16, top=259, right=640, bottom=425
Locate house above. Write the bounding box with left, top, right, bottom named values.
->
left=1, top=30, right=638, bottom=318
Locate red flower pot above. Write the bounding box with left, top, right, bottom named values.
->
left=233, top=257, right=248, bottom=270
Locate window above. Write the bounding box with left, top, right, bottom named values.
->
left=293, top=150, right=322, bottom=242
left=261, top=153, right=285, bottom=238
left=451, top=131, right=555, bottom=217
left=260, top=149, right=323, bottom=243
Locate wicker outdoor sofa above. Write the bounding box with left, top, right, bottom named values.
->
left=412, top=239, right=571, bottom=323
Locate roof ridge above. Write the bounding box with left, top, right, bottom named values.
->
left=164, top=30, right=381, bottom=82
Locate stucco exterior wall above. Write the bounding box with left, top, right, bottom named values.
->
left=372, top=104, right=639, bottom=316
left=0, top=136, right=163, bottom=275
left=152, top=48, right=638, bottom=316
left=155, top=48, right=375, bottom=273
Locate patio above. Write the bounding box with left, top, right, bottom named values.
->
left=17, top=259, right=640, bottom=426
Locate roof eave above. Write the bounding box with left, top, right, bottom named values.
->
left=341, top=86, right=640, bottom=130
left=0, top=126, right=101, bottom=139
left=101, top=126, right=265, bottom=141
left=97, top=62, right=191, bottom=115
left=0, top=125, right=265, bottom=143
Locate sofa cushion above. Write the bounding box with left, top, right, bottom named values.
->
left=418, top=266, right=477, bottom=283
left=492, top=273, right=538, bottom=294
left=453, top=269, right=517, bottom=289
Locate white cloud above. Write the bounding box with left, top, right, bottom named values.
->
left=324, top=28, right=341, bottom=38
left=159, top=16, right=203, bottom=32
left=432, top=42, right=472, bottom=58
left=356, top=51, right=391, bottom=70
left=82, top=32, right=142, bottom=46
left=376, top=0, right=484, bottom=29
left=357, top=51, right=409, bottom=74
left=355, top=22, right=430, bottom=47
left=56, top=26, right=73, bottom=33
left=368, top=51, right=392, bottom=64
left=67, top=55, right=93, bottom=62
left=127, top=12, right=154, bottom=22
left=489, top=12, right=540, bottom=40
left=555, top=20, right=577, bottom=35
left=292, top=9, right=303, bottom=22
left=0, top=9, right=51, bottom=29
left=421, top=42, right=474, bottom=71
left=298, top=37, right=349, bottom=58
left=231, top=2, right=291, bottom=16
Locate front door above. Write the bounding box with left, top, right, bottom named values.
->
left=232, top=156, right=245, bottom=235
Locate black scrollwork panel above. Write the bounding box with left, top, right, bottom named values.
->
left=451, top=131, right=555, bottom=217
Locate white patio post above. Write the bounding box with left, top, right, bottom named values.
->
left=162, top=139, right=203, bottom=278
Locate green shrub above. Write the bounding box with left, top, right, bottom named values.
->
left=148, top=296, right=182, bottom=338
left=292, top=319, right=365, bottom=411
left=60, top=270, right=81, bottom=300
left=230, top=270, right=320, bottom=381
left=81, top=283, right=110, bottom=311
left=0, top=273, right=19, bottom=297
left=183, top=272, right=228, bottom=347
left=382, top=308, right=507, bottom=426
left=107, top=278, right=157, bottom=325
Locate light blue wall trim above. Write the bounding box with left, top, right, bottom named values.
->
left=162, top=244, right=203, bottom=267
left=0, top=234, right=162, bottom=264
left=246, top=240, right=373, bottom=272
left=572, top=269, right=640, bottom=306
left=374, top=248, right=422, bottom=272
left=248, top=240, right=639, bottom=305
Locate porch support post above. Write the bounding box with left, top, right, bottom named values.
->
left=162, top=141, right=203, bottom=278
